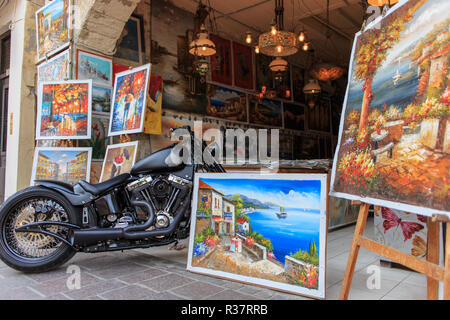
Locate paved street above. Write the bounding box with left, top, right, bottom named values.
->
left=0, top=217, right=428, bottom=300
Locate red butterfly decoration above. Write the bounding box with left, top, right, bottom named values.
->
left=381, top=207, right=424, bottom=242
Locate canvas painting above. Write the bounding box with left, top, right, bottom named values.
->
left=150, top=115, right=193, bottom=152
left=328, top=197, right=359, bottom=230
left=187, top=173, right=328, bottom=299
left=151, top=0, right=206, bottom=114
left=90, top=160, right=103, bottom=184
left=143, top=73, right=163, bottom=135
left=80, top=116, right=110, bottom=160
left=92, top=85, right=112, bottom=115
left=100, top=142, right=139, bottom=183
left=330, top=0, right=450, bottom=216
left=374, top=207, right=428, bottom=259
left=284, top=102, right=305, bottom=131
left=233, top=42, right=254, bottom=90
left=294, top=135, right=320, bottom=160
left=210, top=35, right=233, bottom=86
left=37, top=49, right=70, bottom=82
left=109, top=64, right=151, bottom=136
left=77, top=50, right=113, bottom=86
left=114, top=16, right=143, bottom=65
left=31, top=147, right=92, bottom=185
left=36, top=0, right=71, bottom=62
left=206, top=84, right=248, bottom=122
left=36, top=80, right=92, bottom=140
left=249, top=96, right=283, bottom=127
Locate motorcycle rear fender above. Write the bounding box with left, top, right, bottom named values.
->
left=36, top=180, right=94, bottom=206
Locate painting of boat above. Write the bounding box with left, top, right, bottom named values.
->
left=276, top=206, right=288, bottom=219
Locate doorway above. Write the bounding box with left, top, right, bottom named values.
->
left=0, top=32, right=11, bottom=203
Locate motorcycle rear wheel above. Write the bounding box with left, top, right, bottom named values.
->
left=0, top=187, right=78, bottom=273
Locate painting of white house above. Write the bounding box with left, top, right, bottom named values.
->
left=187, top=173, right=328, bottom=299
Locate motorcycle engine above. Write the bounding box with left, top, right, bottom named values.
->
left=126, top=174, right=191, bottom=229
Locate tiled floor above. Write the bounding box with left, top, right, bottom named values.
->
left=0, top=216, right=429, bottom=300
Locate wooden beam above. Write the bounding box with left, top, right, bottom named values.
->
left=444, top=222, right=450, bottom=299
left=427, top=218, right=440, bottom=300
left=339, top=204, right=370, bottom=300
left=357, top=237, right=445, bottom=282
left=337, top=7, right=362, bottom=29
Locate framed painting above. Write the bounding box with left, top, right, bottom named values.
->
left=328, top=197, right=359, bottom=230
left=77, top=50, right=113, bottom=86
left=80, top=115, right=111, bottom=160
left=248, top=96, right=282, bottom=128
left=37, top=49, right=71, bottom=82
left=36, top=80, right=92, bottom=140
left=99, top=141, right=139, bottom=183
left=284, top=102, right=305, bottom=131
left=114, top=15, right=144, bottom=65
left=330, top=0, right=450, bottom=216
left=209, top=35, right=232, bottom=86
left=151, top=0, right=206, bottom=114
left=92, top=85, right=112, bottom=115
left=31, top=147, right=92, bottom=185
left=187, top=173, right=328, bottom=299
left=35, top=0, right=71, bottom=62
left=108, top=64, right=151, bottom=136
left=294, top=135, right=320, bottom=160
left=206, top=84, right=248, bottom=123
left=233, top=42, right=254, bottom=90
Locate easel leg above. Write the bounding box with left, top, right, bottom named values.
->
left=339, top=203, right=370, bottom=300
left=444, top=222, right=450, bottom=300
left=427, top=218, right=440, bottom=300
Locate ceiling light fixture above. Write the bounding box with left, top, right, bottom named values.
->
left=189, top=24, right=216, bottom=57
left=258, top=0, right=299, bottom=57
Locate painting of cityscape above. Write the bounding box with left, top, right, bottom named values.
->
left=35, top=0, right=71, bottom=61
left=188, top=174, right=327, bottom=299
left=36, top=80, right=92, bottom=140
left=99, top=142, right=138, bottom=183
left=331, top=0, right=450, bottom=216
left=77, top=50, right=113, bottom=86
left=37, top=49, right=70, bottom=82
left=109, top=64, right=150, bottom=136
left=31, top=147, right=92, bottom=185
left=206, top=85, right=248, bottom=122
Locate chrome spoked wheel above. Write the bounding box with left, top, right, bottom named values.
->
left=2, top=198, right=70, bottom=260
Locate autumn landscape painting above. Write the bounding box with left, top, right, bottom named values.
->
left=331, top=0, right=450, bottom=215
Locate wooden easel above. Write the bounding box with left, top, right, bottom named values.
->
left=339, top=202, right=450, bottom=300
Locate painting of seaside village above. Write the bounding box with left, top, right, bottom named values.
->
left=331, top=0, right=450, bottom=215
left=31, top=148, right=92, bottom=186
left=188, top=174, right=327, bottom=298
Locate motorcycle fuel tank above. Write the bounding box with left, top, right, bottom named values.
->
left=131, top=145, right=186, bottom=175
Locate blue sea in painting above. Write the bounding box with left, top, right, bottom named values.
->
left=200, top=178, right=323, bottom=265
left=247, top=207, right=321, bottom=265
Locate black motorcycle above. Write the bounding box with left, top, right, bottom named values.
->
left=0, top=127, right=224, bottom=272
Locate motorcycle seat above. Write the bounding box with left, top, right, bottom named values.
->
left=78, top=174, right=131, bottom=196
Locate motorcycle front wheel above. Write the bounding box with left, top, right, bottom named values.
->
left=0, top=187, right=78, bottom=273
